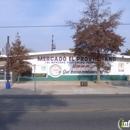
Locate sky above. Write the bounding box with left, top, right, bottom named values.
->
left=0, top=0, right=130, bottom=53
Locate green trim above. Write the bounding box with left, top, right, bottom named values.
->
left=19, top=75, right=127, bottom=82
left=100, top=75, right=127, bottom=81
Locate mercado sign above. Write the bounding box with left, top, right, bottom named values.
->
left=35, top=56, right=116, bottom=77
left=37, top=56, right=116, bottom=62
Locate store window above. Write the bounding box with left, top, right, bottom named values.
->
left=0, top=66, right=5, bottom=80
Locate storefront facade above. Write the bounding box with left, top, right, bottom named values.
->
left=19, top=50, right=130, bottom=82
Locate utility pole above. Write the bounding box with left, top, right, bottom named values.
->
left=51, top=34, right=56, bottom=51
left=6, top=36, right=11, bottom=89
left=16, top=32, right=20, bottom=42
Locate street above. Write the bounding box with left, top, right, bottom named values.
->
left=0, top=95, right=130, bottom=130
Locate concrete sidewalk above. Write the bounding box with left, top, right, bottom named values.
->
left=0, top=81, right=130, bottom=95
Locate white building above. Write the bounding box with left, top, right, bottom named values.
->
left=1, top=50, right=130, bottom=82
left=19, top=50, right=130, bottom=82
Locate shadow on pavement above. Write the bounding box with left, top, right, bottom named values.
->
left=0, top=88, right=68, bottom=130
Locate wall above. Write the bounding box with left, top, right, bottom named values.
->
left=19, top=54, right=130, bottom=82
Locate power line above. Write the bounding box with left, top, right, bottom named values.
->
left=0, top=23, right=129, bottom=28
left=120, top=23, right=130, bottom=25
left=0, top=25, right=69, bottom=28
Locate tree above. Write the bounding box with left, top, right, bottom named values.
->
left=121, top=49, right=130, bottom=56
left=67, top=0, right=125, bottom=83
left=8, top=33, right=32, bottom=80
